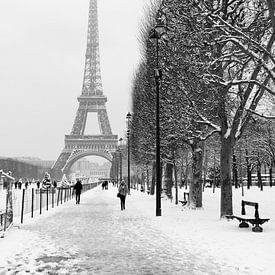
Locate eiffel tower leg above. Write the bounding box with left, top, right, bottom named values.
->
left=71, top=107, right=86, bottom=135
left=81, top=109, right=88, bottom=135
left=98, top=109, right=112, bottom=135
left=51, top=150, right=71, bottom=181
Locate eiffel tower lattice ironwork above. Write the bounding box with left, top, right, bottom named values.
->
left=52, top=0, right=117, bottom=179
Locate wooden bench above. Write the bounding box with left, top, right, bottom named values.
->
left=179, top=192, right=189, bottom=206
left=226, top=200, right=270, bottom=232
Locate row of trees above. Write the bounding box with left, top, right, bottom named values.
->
left=130, top=0, right=275, bottom=217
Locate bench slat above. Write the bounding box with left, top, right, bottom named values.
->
left=226, top=215, right=270, bottom=225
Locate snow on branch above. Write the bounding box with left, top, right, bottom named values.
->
left=246, top=109, right=275, bottom=120
left=209, top=13, right=275, bottom=65
left=223, top=79, right=275, bottom=96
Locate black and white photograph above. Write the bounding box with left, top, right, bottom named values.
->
left=0, top=0, right=275, bottom=274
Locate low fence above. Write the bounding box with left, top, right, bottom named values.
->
left=13, top=182, right=99, bottom=224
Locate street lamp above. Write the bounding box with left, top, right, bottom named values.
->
left=149, top=13, right=166, bottom=217
left=126, top=112, right=132, bottom=192
left=119, top=138, right=123, bottom=182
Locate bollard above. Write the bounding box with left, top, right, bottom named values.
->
left=40, top=189, right=42, bottom=215
left=21, top=189, right=25, bottom=224
left=52, top=188, right=54, bottom=208
left=60, top=188, right=63, bottom=204
left=57, top=188, right=60, bottom=206
left=46, top=188, right=49, bottom=211
left=31, top=188, right=34, bottom=218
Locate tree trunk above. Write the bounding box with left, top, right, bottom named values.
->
left=232, top=153, right=238, bottom=188
left=163, top=163, right=173, bottom=200
left=146, top=165, right=150, bottom=191
left=150, top=161, right=156, bottom=195
left=213, top=148, right=216, bottom=193
left=203, top=147, right=208, bottom=192
left=245, top=141, right=251, bottom=189
left=247, top=166, right=252, bottom=189
left=239, top=147, right=244, bottom=197
left=220, top=136, right=233, bottom=217
left=173, top=159, right=178, bottom=205
left=257, top=153, right=263, bottom=191
left=189, top=140, right=204, bottom=208
left=269, top=165, right=272, bottom=187
left=185, top=154, right=188, bottom=190
left=179, top=155, right=184, bottom=188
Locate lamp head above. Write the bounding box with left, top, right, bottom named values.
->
left=149, top=14, right=166, bottom=40
left=126, top=112, right=132, bottom=119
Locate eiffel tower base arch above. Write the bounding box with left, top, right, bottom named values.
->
left=52, top=135, right=117, bottom=181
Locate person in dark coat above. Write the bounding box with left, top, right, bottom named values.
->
left=74, top=179, right=83, bottom=204
left=53, top=180, right=57, bottom=188
left=118, top=180, right=129, bottom=211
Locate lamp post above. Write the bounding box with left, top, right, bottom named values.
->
left=126, top=112, right=132, bottom=192
left=115, top=152, right=119, bottom=186
left=119, top=138, right=123, bottom=182
left=149, top=14, right=166, bottom=217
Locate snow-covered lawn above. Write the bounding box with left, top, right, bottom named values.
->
left=139, top=186, right=275, bottom=274
left=0, top=185, right=274, bottom=274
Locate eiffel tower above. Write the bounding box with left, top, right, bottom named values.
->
left=52, top=0, right=117, bottom=180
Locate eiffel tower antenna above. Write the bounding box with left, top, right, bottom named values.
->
left=52, top=0, right=117, bottom=179
left=82, top=0, right=103, bottom=96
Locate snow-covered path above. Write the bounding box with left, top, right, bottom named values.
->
left=0, top=186, right=250, bottom=274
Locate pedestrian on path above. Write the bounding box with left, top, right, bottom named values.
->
left=74, top=179, right=83, bottom=204
left=118, top=180, right=129, bottom=211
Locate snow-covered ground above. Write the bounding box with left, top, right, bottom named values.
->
left=0, top=185, right=274, bottom=274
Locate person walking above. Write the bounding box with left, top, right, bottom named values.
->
left=118, top=180, right=129, bottom=211
left=74, top=179, right=83, bottom=204
left=18, top=179, right=22, bottom=189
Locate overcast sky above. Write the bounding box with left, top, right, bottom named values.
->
left=0, top=0, right=150, bottom=160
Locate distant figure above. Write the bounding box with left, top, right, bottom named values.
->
left=101, top=181, right=108, bottom=190
left=25, top=181, right=28, bottom=189
left=53, top=180, right=57, bottom=188
left=14, top=181, right=18, bottom=189
left=36, top=180, right=40, bottom=189
left=118, top=180, right=129, bottom=211
left=104, top=180, right=108, bottom=190
left=18, top=180, right=22, bottom=190
left=74, top=179, right=83, bottom=204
